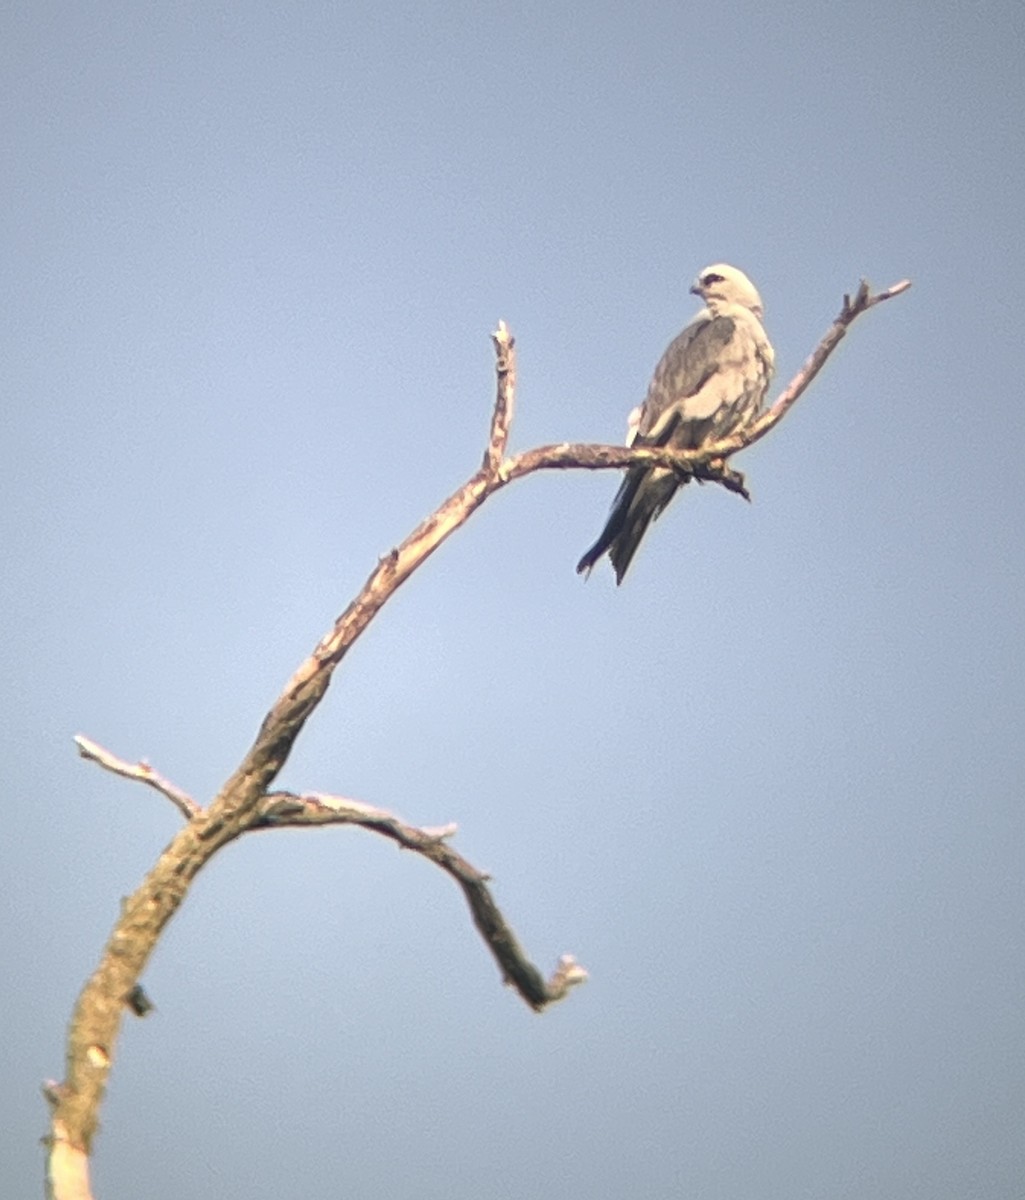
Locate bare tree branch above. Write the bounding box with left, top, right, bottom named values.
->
left=501, top=278, right=912, bottom=489
left=49, top=277, right=909, bottom=1196
left=736, top=276, right=911, bottom=451
left=257, top=791, right=587, bottom=1010
left=47, top=315, right=528, bottom=1183
left=73, top=735, right=200, bottom=820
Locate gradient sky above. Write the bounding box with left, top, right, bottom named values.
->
left=3, top=2, right=1024, bottom=1197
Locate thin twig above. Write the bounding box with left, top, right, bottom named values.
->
left=74, top=735, right=199, bottom=820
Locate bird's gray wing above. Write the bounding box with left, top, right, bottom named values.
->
left=636, top=313, right=738, bottom=443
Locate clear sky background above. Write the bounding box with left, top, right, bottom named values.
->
left=3, top=2, right=1023, bottom=1197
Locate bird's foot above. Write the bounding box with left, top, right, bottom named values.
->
left=696, top=458, right=750, bottom=501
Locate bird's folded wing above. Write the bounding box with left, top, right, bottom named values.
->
left=638, top=314, right=739, bottom=442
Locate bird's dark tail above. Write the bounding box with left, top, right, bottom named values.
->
left=576, top=469, right=680, bottom=584
left=576, top=471, right=642, bottom=579
left=576, top=532, right=619, bottom=579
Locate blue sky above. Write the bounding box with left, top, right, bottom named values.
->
left=3, top=2, right=1023, bottom=1197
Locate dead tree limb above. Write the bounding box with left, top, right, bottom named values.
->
left=257, top=791, right=586, bottom=1009
left=46, top=277, right=909, bottom=1200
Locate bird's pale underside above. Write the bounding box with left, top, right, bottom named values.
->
left=577, top=263, right=775, bottom=584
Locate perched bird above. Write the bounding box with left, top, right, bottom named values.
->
left=577, top=263, right=774, bottom=584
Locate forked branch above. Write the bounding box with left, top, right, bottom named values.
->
left=49, top=276, right=909, bottom=1200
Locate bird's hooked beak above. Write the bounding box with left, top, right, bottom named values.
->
left=689, top=281, right=702, bottom=297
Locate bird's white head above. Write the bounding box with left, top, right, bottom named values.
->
left=690, top=263, right=765, bottom=318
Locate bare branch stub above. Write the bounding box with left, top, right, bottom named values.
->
left=485, top=320, right=516, bottom=473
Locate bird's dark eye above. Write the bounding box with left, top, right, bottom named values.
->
left=702, top=273, right=725, bottom=285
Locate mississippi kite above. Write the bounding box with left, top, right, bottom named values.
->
left=577, top=263, right=775, bottom=584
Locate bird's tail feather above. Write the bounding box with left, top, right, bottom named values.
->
left=577, top=470, right=680, bottom=584
left=608, top=479, right=678, bottom=583
left=576, top=469, right=645, bottom=577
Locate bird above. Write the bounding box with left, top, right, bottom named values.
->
left=576, top=263, right=774, bottom=584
